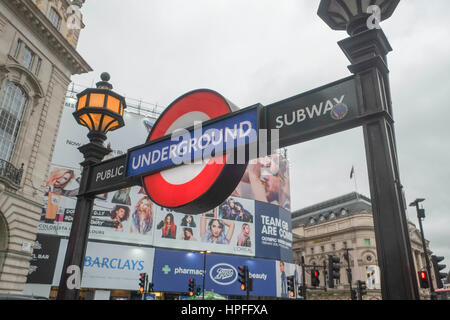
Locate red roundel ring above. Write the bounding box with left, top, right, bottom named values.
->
left=142, top=89, right=248, bottom=214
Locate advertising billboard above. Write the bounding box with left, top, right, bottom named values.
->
left=27, top=234, right=61, bottom=284
left=36, top=94, right=292, bottom=261
left=275, top=260, right=302, bottom=299
left=255, top=202, right=293, bottom=262
left=153, top=196, right=256, bottom=257
left=52, top=240, right=155, bottom=290
left=151, top=248, right=278, bottom=297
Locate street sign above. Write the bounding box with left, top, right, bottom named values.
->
left=266, top=76, right=359, bottom=148
left=126, top=106, right=259, bottom=179
left=87, top=154, right=129, bottom=195
left=86, top=77, right=362, bottom=213
left=138, top=89, right=257, bottom=214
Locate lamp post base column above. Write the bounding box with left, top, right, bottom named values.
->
left=56, top=195, right=95, bottom=300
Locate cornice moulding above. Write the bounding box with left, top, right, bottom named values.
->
left=5, top=0, right=92, bottom=75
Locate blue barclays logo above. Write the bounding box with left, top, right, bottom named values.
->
left=84, top=256, right=144, bottom=271
left=210, top=263, right=237, bottom=286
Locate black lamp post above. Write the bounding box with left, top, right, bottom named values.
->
left=200, top=250, right=211, bottom=300
left=56, top=73, right=126, bottom=300
left=409, top=198, right=436, bottom=300
left=318, top=0, right=419, bottom=300
left=343, top=248, right=354, bottom=300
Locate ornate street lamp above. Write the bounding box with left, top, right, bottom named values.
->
left=317, top=0, right=400, bottom=36
left=317, top=0, right=419, bottom=300
left=73, top=72, right=126, bottom=144
left=56, top=73, right=126, bottom=300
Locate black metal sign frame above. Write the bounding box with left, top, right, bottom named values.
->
left=74, top=28, right=419, bottom=301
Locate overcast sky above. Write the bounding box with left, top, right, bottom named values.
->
left=71, top=0, right=450, bottom=273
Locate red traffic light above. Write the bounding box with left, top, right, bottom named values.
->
left=418, top=271, right=429, bottom=289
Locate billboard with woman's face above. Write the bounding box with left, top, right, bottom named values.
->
left=232, top=154, right=291, bottom=211
left=152, top=197, right=256, bottom=257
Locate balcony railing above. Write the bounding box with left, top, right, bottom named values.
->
left=0, top=159, right=23, bottom=187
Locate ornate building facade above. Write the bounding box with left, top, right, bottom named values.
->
left=0, top=0, right=91, bottom=294
left=292, top=192, right=438, bottom=300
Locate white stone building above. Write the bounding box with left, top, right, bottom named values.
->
left=0, top=0, right=91, bottom=294
left=292, top=192, right=440, bottom=300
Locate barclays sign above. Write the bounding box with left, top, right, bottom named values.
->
left=209, top=263, right=238, bottom=286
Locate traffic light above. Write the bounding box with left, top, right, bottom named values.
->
left=287, top=276, right=295, bottom=297
left=148, top=282, right=154, bottom=292
left=327, top=255, right=340, bottom=288
left=238, top=265, right=248, bottom=291
left=188, top=279, right=195, bottom=296
left=311, top=269, right=320, bottom=287
left=247, top=278, right=253, bottom=292
left=196, top=287, right=202, bottom=296
left=139, top=273, right=147, bottom=293
left=418, top=270, right=429, bottom=289
left=357, top=280, right=367, bottom=299
left=298, top=285, right=306, bottom=299
left=431, top=255, right=447, bottom=289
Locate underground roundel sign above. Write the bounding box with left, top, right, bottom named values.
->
left=140, top=89, right=250, bottom=214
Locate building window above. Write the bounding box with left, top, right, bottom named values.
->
left=331, top=243, right=336, bottom=251
left=0, top=82, right=28, bottom=161
left=343, top=241, right=347, bottom=249
left=34, top=57, right=42, bottom=76
left=320, top=245, right=325, bottom=253
left=364, top=238, right=371, bottom=246
left=311, top=247, right=314, bottom=255
left=21, top=46, right=34, bottom=69
left=14, top=41, right=41, bottom=75
left=49, top=8, right=62, bottom=30
left=13, top=39, right=22, bottom=58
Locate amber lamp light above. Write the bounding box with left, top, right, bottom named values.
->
left=73, top=72, right=126, bottom=144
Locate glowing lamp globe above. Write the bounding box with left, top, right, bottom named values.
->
left=73, top=72, right=127, bottom=144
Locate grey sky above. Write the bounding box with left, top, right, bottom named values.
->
left=71, top=1, right=450, bottom=273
